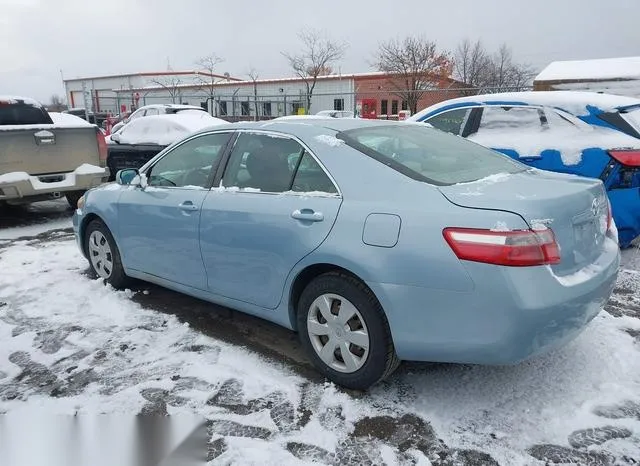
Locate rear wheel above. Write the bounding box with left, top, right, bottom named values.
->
left=297, top=272, right=400, bottom=390
left=84, top=219, right=129, bottom=288
left=65, top=190, right=85, bottom=209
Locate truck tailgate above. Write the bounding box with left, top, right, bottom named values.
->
left=0, top=125, right=101, bottom=175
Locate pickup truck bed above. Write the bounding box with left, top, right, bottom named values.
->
left=0, top=96, right=108, bottom=207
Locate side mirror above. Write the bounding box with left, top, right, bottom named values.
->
left=116, top=168, right=139, bottom=185
left=110, top=133, right=121, bottom=144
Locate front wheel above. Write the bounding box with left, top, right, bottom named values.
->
left=84, top=219, right=129, bottom=288
left=297, top=272, right=400, bottom=390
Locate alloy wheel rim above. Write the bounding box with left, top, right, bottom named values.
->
left=307, top=293, right=370, bottom=373
left=88, top=231, right=113, bottom=279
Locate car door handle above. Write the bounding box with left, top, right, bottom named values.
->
left=178, top=201, right=199, bottom=212
left=291, top=209, right=324, bottom=222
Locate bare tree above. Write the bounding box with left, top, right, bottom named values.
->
left=282, top=29, right=346, bottom=113
left=453, top=39, right=491, bottom=94
left=486, top=44, right=535, bottom=91
left=453, top=40, right=535, bottom=93
left=247, top=68, right=259, bottom=121
left=149, top=73, right=184, bottom=104
left=47, top=94, right=66, bottom=112
left=194, top=53, right=225, bottom=114
left=374, top=36, right=451, bottom=114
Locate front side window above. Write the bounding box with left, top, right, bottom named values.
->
left=147, top=132, right=232, bottom=188
left=425, top=108, right=472, bottom=136
left=338, top=124, right=525, bottom=185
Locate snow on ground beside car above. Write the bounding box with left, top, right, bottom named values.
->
left=0, top=220, right=639, bottom=464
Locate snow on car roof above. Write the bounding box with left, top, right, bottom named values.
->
left=0, top=95, right=42, bottom=106
left=48, top=112, right=94, bottom=128
left=117, top=112, right=229, bottom=145
left=535, top=56, right=640, bottom=82
left=410, top=91, right=640, bottom=120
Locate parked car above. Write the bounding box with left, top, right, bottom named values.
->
left=410, top=91, right=640, bottom=247
left=73, top=119, right=619, bottom=390
left=106, top=112, right=228, bottom=180
left=110, top=104, right=207, bottom=134
left=316, top=110, right=356, bottom=118
left=0, top=96, right=108, bottom=208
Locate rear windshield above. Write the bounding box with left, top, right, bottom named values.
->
left=0, top=102, right=53, bottom=125
left=621, top=109, right=640, bottom=133
left=597, top=109, right=640, bottom=138
left=337, top=124, right=526, bottom=185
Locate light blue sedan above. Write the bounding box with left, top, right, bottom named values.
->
left=73, top=119, right=620, bottom=389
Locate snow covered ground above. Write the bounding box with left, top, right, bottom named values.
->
left=0, top=202, right=639, bottom=465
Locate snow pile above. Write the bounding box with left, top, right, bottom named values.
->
left=314, top=135, right=345, bottom=147
left=535, top=56, right=640, bottom=82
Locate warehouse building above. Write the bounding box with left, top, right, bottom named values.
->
left=64, top=70, right=462, bottom=119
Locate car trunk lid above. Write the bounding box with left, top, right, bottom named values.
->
left=438, top=170, right=610, bottom=274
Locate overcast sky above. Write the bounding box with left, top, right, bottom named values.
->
left=2, top=0, right=639, bottom=103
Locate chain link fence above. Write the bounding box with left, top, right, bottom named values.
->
left=91, top=86, right=533, bottom=126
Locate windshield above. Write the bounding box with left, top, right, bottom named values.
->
left=337, top=124, right=526, bottom=185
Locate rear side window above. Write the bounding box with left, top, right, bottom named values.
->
left=338, top=124, right=525, bottom=185
left=425, top=108, right=471, bottom=136
left=0, top=102, right=52, bottom=125
left=598, top=109, right=640, bottom=138
left=475, top=106, right=544, bottom=133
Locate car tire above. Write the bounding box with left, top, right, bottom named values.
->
left=84, top=219, right=129, bottom=289
left=297, top=271, right=400, bottom=390
left=65, top=190, right=85, bottom=209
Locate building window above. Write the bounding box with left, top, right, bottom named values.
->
left=219, top=101, right=227, bottom=116
left=391, top=100, right=399, bottom=115
left=241, top=101, right=250, bottom=116
left=333, top=98, right=344, bottom=111
left=262, top=102, right=272, bottom=116
left=381, top=99, right=388, bottom=115
left=401, top=100, right=408, bottom=111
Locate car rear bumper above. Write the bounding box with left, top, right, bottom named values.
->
left=0, top=169, right=108, bottom=201
left=369, top=236, right=620, bottom=364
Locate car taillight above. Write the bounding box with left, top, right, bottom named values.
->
left=443, top=227, right=561, bottom=267
left=608, top=150, right=640, bottom=167
left=96, top=129, right=107, bottom=165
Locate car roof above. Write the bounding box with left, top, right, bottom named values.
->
left=410, top=91, right=640, bottom=120
left=137, top=103, right=203, bottom=110
left=0, top=95, right=43, bottom=107
left=194, top=118, right=417, bottom=137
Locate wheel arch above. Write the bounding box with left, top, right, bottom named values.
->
left=288, top=263, right=383, bottom=331
left=79, top=213, right=106, bottom=257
